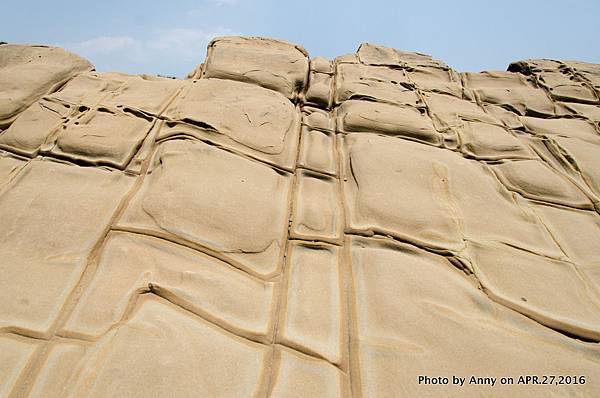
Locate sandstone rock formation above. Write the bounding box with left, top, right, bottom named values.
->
left=0, top=37, right=600, bottom=397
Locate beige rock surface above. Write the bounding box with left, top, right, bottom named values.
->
left=201, top=36, right=308, bottom=100
left=0, top=45, right=93, bottom=128
left=1, top=38, right=600, bottom=397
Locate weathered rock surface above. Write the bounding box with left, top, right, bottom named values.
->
left=0, top=45, right=93, bottom=128
left=1, top=38, right=600, bottom=397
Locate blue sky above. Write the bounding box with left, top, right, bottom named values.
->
left=2, top=0, right=599, bottom=77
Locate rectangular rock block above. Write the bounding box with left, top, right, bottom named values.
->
left=558, top=102, right=600, bottom=121
left=532, top=203, right=600, bottom=266
left=202, top=36, right=309, bottom=100
left=357, top=43, right=448, bottom=69
left=422, top=91, right=498, bottom=130
left=302, top=107, right=335, bottom=132
left=291, top=169, right=342, bottom=244
left=490, top=159, right=593, bottom=209
left=277, top=242, right=343, bottom=365
left=164, top=78, right=301, bottom=171
left=305, top=71, right=333, bottom=109
left=567, top=61, right=600, bottom=90
left=0, top=99, right=71, bottom=157
left=406, top=66, right=463, bottom=97
left=464, top=71, right=555, bottom=116
left=336, top=99, right=441, bottom=146
left=551, top=136, right=600, bottom=198
left=118, top=139, right=292, bottom=278
left=310, top=56, right=334, bottom=74
left=297, top=126, right=337, bottom=176
left=457, top=121, right=536, bottom=160
left=47, top=107, right=154, bottom=169
left=334, top=63, right=421, bottom=106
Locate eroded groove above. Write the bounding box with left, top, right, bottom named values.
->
left=344, top=230, right=459, bottom=258
left=477, top=282, right=600, bottom=344
left=147, top=285, right=271, bottom=345
left=112, top=226, right=274, bottom=282
left=154, top=133, right=295, bottom=174
left=275, top=342, right=346, bottom=374
left=263, top=113, right=303, bottom=398
left=180, top=117, right=218, bottom=131
left=0, top=330, right=91, bottom=345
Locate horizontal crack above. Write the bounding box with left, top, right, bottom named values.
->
left=0, top=330, right=91, bottom=344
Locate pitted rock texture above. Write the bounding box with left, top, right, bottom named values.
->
left=0, top=37, right=600, bottom=397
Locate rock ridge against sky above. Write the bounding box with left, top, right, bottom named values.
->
left=0, top=37, right=600, bottom=397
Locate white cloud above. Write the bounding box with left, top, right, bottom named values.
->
left=186, top=9, right=204, bottom=18
left=151, top=27, right=234, bottom=59
left=73, top=36, right=138, bottom=55
left=186, top=0, right=237, bottom=18
left=207, top=0, right=237, bottom=7
left=61, top=26, right=236, bottom=76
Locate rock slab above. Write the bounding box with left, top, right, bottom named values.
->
left=1, top=38, right=600, bottom=397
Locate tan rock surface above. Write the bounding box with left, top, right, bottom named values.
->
left=0, top=45, right=93, bottom=128
left=1, top=38, right=600, bottom=397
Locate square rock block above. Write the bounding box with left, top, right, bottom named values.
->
left=119, top=139, right=292, bottom=278
left=203, top=36, right=309, bottom=100
left=164, top=78, right=301, bottom=171
left=48, top=107, right=154, bottom=169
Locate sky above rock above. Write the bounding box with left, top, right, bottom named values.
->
left=2, top=0, right=599, bottom=78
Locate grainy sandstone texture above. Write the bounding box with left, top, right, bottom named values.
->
left=1, top=38, right=600, bottom=397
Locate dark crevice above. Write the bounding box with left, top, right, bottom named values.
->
left=344, top=230, right=459, bottom=258
left=122, top=107, right=155, bottom=122
left=540, top=325, right=600, bottom=343
left=181, top=117, right=218, bottom=132
left=507, top=61, right=532, bottom=75
left=37, top=151, right=123, bottom=171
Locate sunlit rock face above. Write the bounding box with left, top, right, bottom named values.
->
left=1, top=38, right=600, bottom=398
